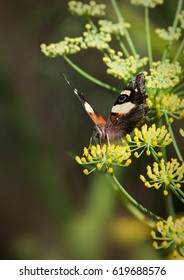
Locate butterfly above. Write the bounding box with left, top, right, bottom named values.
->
left=64, top=73, right=149, bottom=144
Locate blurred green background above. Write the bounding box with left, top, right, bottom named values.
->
left=0, top=0, right=183, bottom=259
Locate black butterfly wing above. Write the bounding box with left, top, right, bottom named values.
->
left=106, top=73, right=149, bottom=140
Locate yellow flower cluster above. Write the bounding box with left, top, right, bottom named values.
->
left=98, top=19, right=130, bottom=36
left=130, top=0, right=163, bottom=8
left=151, top=216, right=184, bottom=257
left=140, top=158, right=184, bottom=196
left=68, top=1, right=106, bottom=17
left=41, top=23, right=114, bottom=57
left=75, top=143, right=131, bottom=174
left=40, top=37, right=84, bottom=57
left=122, top=124, right=172, bottom=158
left=151, top=93, right=184, bottom=119
left=83, top=26, right=111, bottom=50
left=156, top=26, right=181, bottom=41
left=146, top=60, right=181, bottom=89
left=103, top=51, right=148, bottom=81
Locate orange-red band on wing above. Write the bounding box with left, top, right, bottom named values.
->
left=89, top=112, right=106, bottom=125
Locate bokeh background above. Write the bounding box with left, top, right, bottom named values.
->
left=0, top=0, right=183, bottom=259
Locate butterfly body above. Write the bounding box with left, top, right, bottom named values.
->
left=64, top=73, right=149, bottom=143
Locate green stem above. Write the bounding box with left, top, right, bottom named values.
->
left=164, top=192, right=176, bottom=218
left=64, top=56, right=119, bottom=93
left=172, top=0, right=183, bottom=29
left=162, top=42, right=172, bottom=62
left=173, top=80, right=184, bottom=93
left=164, top=112, right=183, bottom=162
left=170, top=185, right=184, bottom=204
left=173, top=36, right=184, bottom=62
left=116, top=34, right=130, bottom=57
left=110, top=0, right=137, bottom=55
left=124, top=29, right=137, bottom=56
left=110, top=174, right=164, bottom=228
left=162, top=0, right=183, bottom=61
left=88, top=18, right=97, bottom=30
left=177, top=187, right=184, bottom=197
left=145, top=7, right=153, bottom=67
left=110, top=0, right=122, bottom=21
left=151, top=148, right=160, bottom=162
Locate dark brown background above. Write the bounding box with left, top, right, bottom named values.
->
left=0, top=0, right=183, bottom=259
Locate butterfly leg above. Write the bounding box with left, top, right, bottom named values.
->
left=106, top=133, right=110, bottom=146
left=88, top=134, right=94, bottom=148
left=88, top=130, right=99, bottom=148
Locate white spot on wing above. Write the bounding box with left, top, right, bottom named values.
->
left=111, top=102, right=135, bottom=114
left=84, top=102, right=94, bottom=113
left=119, top=89, right=131, bottom=96
left=74, top=89, right=79, bottom=95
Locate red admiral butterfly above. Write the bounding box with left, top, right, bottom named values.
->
left=64, top=73, right=149, bottom=143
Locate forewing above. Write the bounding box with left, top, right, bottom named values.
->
left=64, top=74, right=106, bottom=125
